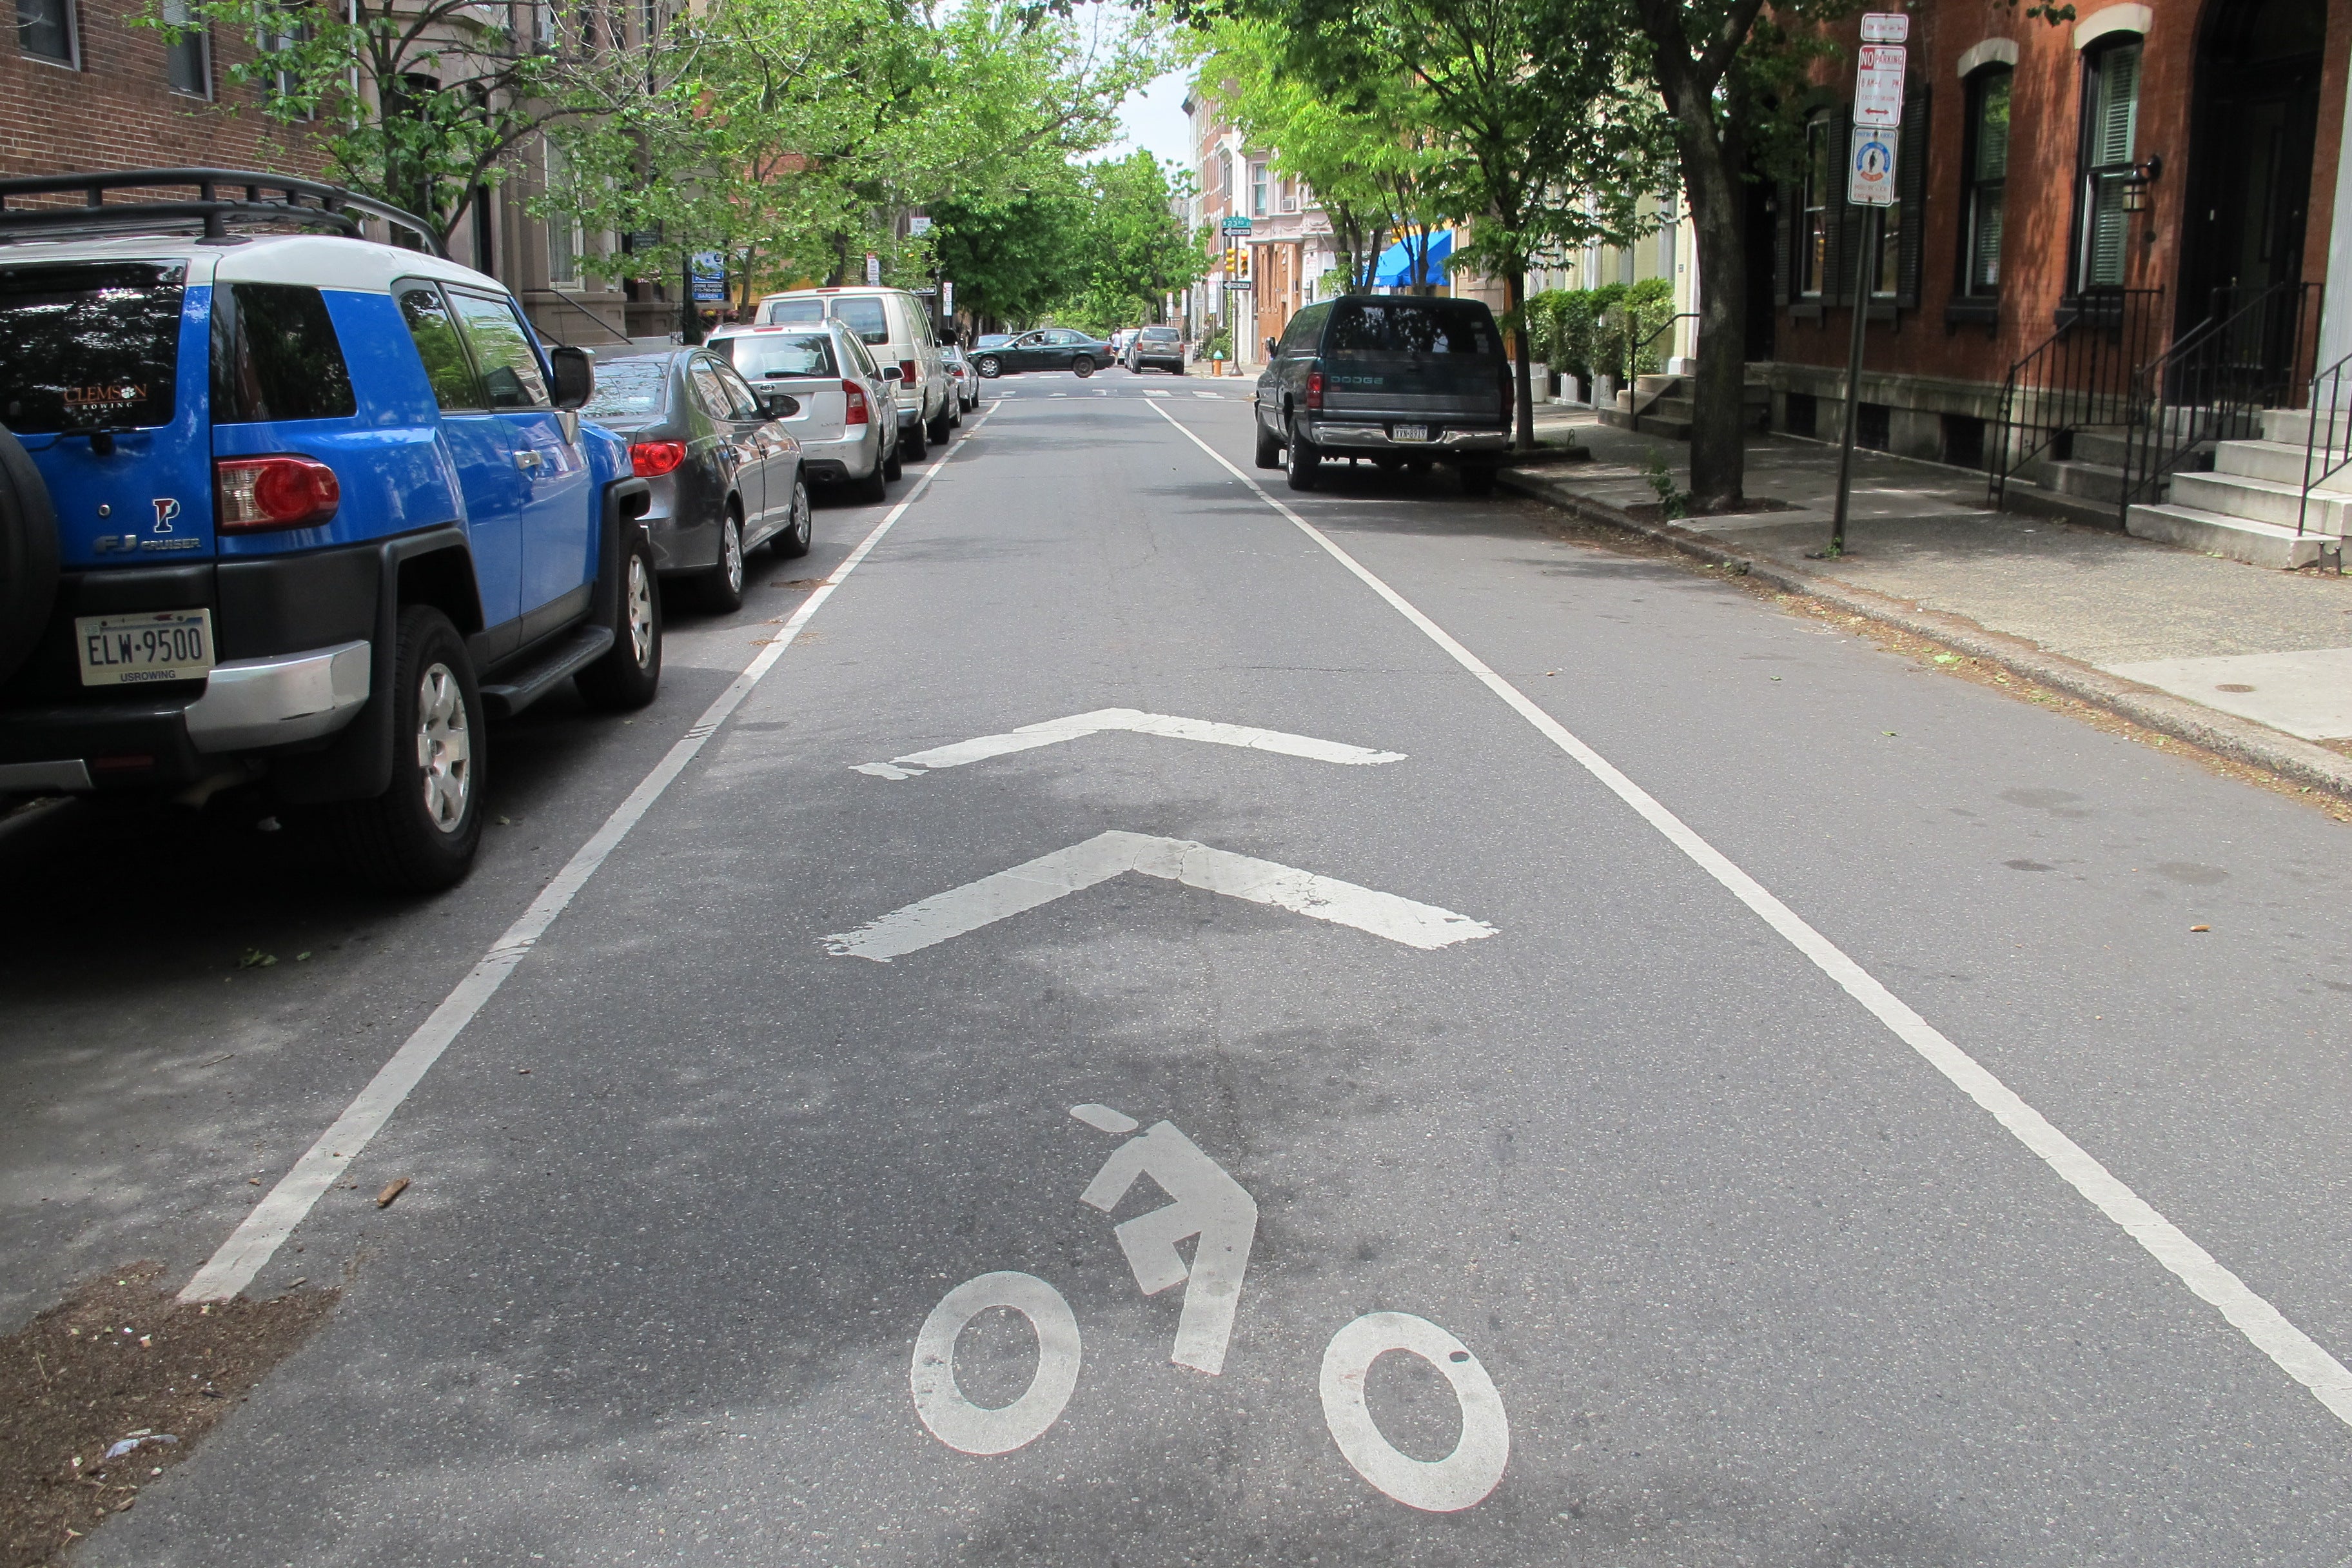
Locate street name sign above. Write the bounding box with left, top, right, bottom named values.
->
left=1220, top=215, right=1253, bottom=234
left=1859, top=10, right=1909, bottom=41
left=1848, top=128, right=1899, bottom=206
left=1854, top=43, right=1907, bottom=126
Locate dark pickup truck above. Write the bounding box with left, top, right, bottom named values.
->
left=1252, top=295, right=1513, bottom=495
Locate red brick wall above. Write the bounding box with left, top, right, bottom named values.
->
left=2, top=0, right=324, bottom=184
left=1770, top=0, right=2350, bottom=389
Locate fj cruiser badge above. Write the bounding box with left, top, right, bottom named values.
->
left=151, top=498, right=179, bottom=534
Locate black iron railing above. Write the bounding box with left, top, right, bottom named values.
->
left=2298, top=346, right=2352, bottom=561
left=1988, top=288, right=2163, bottom=509
left=2120, top=280, right=2321, bottom=524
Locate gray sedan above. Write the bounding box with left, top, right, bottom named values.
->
left=582, top=349, right=814, bottom=612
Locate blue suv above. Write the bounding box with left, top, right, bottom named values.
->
left=0, top=172, right=662, bottom=889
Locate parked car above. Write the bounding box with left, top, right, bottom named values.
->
left=1253, top=294, right=1512, bottom=495
left=0, top=169, right=662, bottom=890
left=969, top=328, right=1117, bottom=378
left=710, top=320, right=901, bottom=502
left=580, top=349, right=810, bottom=614
left=1108, top=328, right=1138, bottom=362
left=753, top=286, right=955, bottom=456
left=941, top=345, right=981, bottom=412
left=1126, top=325, right=1186, bottom=375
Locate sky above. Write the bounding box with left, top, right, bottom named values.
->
left=1109, top=68, right=1196, bottom=174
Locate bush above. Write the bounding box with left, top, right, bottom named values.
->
left=1200, top=326, right=1233, bottom=361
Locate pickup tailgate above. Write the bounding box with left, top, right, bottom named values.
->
left=1318, top=299, right=1505, bottom=426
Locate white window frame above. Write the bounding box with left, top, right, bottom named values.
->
left=19, top=0, right=81, bottom=68
left=161, top=0, right=213, bottom=97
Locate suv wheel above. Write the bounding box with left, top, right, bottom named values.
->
left=0, top=427, right=59, bottom=686
left=700, top=510, right=747, bottom=612
left=578, top=529, right=663, bottom=711
left=329, top=605, right=484, bottom=892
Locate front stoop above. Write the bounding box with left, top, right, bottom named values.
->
left=2124, top=503, right=2344, bottom=568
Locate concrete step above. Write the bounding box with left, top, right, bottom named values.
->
left=2126, top=503, right=2346, bottom=568
left=1635, top=414, right=1694, bottom=440
left=2068, top=429, right=2134, bottom=467
left=1647, top=395, right=1695, bottom=422
left=2050, top=460, right=2131, bottom=505
left=2257, top=407, right=2352, bottom=448
left=2167, top=469, right=2352, bottom=533
left=2211, top=437, right=2352, bottom=493
left=1633, top=373, right=1683, bottom=400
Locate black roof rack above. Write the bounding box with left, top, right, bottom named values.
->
left=0, top=169, right=443, bottom=257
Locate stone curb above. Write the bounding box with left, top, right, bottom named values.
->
left=1499, top=466, right=2352, bottom=805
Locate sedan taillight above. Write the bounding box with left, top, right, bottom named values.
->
left=630, top=440, right=687, bottom=477
left=1306, top=369, right=1324, bottom=411
left=215, top=455, right=339, bottom=531
left=843, top=378, right=870, bottom=426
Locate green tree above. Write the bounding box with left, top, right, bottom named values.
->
left=1067, top=152, right=1211, bottom=329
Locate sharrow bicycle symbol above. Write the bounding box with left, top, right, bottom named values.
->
left=910, top=1104, right=1511, bottom=1513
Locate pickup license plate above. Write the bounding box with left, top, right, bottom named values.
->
left=1392, top=424, right=1431, bottom=443
left=76, top=609, right=215, bottom=686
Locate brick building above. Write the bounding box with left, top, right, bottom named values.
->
left=1752, top=0, right=2351, bottom=502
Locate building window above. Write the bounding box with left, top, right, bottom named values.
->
left=1799, top=111, right=1834, bottom=295
left=1251, top=162, right=1268, bottom=219
left=17, top=0, right=75, bottom=64
left=1961, top=66, right=2011, bottom=295
left=162, top=0, right=210, bottom=95
left=1874, top=186, right=1902, bottom=296
left=2074, top=37, right=2142, bottom=291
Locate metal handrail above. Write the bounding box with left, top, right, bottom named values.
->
left=1988, top=288, right=2162, bottom=509
left=2298, top=343, right=2352, bottom=544
left=2121, top=280, right=2320, bottom=525
left=1636, top=311, right=1698, bottom=359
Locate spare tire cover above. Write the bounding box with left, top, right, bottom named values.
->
left=0, top=424, right=60, bottom=687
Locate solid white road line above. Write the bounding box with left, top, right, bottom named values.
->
left=1193, top=391, right=1222, bottom=399
left=821, top=830, right=1496, bottom=962
left=1144, top=398, right=2352, bottom=1435
left=849, top=707, right=1405, bottom=779
left=178, top=416, right=996, bottom=1303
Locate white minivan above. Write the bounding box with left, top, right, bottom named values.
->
left=754, top=286, right=956, bottom=460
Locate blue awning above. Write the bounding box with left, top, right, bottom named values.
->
left=1373, top=229, right=1453, bottom=288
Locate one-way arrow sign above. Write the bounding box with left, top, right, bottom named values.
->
left=822, top=831, right=1495, bottom=961
left=852, top=709, right=1404, bottom=779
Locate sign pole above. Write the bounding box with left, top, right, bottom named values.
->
left=1827, top=202, right=1881, bottom=558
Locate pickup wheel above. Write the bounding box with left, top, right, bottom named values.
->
left=1459, top=464, right=1499, bottom=497
left=329, top=605, right=484, bottom=892
left=1253, top=416, right=1282, bottom=470
left=576, top=529, right=663, bottom=711
left=699, top=509, right=747, bottom=612
left=0, top=426, right=59, bottom=687
left=1284, top=417, right=1321, bottom=491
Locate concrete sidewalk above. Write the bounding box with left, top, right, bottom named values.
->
left=1504, top=412, right=2352, bottom=796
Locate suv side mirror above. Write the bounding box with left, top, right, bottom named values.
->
left=548, top=344, right=595, bottom=410
left=881, top=364, right=904, bottom=381
left=756, top=387, right=801, bottom=418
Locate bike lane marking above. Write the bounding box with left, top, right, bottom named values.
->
left=849, top=707, right=1405, bottom=778
left=1143, top=397, right=2352, bottom=1435
left=177, top=414, right=999, bottom=1304
left=819, top=830, right=1496, bottom=961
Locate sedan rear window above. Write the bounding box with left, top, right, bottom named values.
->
left=828, top=295, right=890, bottom=344
left=1326, top=303, right=1498, bottom=356
left=211, top=282, right=357, bottom=424
left=580, top=357, right=669, bottom=418
left=1139, top=328, right=1179, bottom=342
left=724, top=332, right=836, bottom=379
left=0, top=262, right=184, bottom=434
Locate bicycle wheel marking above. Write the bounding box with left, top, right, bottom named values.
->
left=909, top=1271, right=1082, bottom=1456
left=1318, top=1311, right=1510, bottom=1512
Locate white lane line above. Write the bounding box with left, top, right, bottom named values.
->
left=1193, top=391, right=1222, bottom=399
left=850, top=707, right=1404, bottom=779
left=1144, top=389, right=1171, bottom=398
left=821, top=830, right=1496, bottom=962
left=1143, top=398, right=2352, bottom=1435
left=177, top=416, right=997, bottom=1303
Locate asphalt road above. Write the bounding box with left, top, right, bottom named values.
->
left=8, top=367, right=2352, bottom=1564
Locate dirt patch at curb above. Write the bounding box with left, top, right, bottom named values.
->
left=1, top=1264, right=337, bottom=1568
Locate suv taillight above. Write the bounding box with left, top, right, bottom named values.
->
left=843, top=379, right=870, bottom=425
left=215, top=455, right=339, bottom=531
left=630, top=440, right=687, bottom=477
left=1306, top=369, right=1324, bottom=411
left=899, top=358, right=919, bottom=386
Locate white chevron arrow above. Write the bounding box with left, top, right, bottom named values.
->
left=822, top=830, right=1494, bottom=961
left=851, top=709, right=1404, bottom=780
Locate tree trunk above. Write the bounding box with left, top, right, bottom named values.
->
left=1678, top=122, right=1748, bottom=511
left=1507, top=257, right=1535, bottom=450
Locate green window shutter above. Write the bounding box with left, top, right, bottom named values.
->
left=1897, top=83, right=1929, bottom=308
left=1827, top=116, right=1854, bottom=305
left=1774, top=181, right=1795, bottom=306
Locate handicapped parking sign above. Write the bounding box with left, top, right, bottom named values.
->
left=1848, top=129, right=1899, bottom=207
